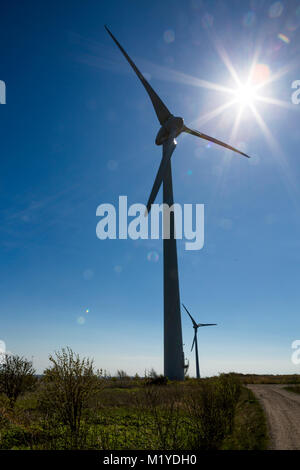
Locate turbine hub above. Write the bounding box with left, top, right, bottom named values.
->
left=165, top=116, right=184, bottom=133
left=155, top=116, right=184, bottom=145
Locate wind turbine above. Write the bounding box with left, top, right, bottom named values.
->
left=105, top=26, right=250, bottom=381
left=183, top=304, right=217, bottom=379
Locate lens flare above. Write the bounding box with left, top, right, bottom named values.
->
left=107, top=160, right=118, bottom=171
left=83, top=269, right=94, bottom=280
left=234, top=83, right=257, bottom=107
left=243, top=11, right=256, bottom=27
left=251, top=63, right=270, bottom=85
left=147, top=251, right=159, bottom=263
left=202, top=13, right=214, bottom=29
left=163, top=30, right=175, bottom=44
left=278, top=33, right=290, bottom=44
left=269, top=1, right=284, bottom=18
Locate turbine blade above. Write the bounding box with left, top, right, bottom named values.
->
left=183, top=126, right=251, bottom=158
left=145, top=137, right=176, bottom=215
left=198, top=323, right=217, bottom=327
left=191, top=333, right=196, bottom=352
left=105, top=26, right=172, bottom=125
left=182, top=303, right=198, bottom=327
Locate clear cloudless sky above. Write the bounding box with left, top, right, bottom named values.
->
left=1, top=0, right=300, bottom=376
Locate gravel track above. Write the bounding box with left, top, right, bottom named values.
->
left=248, top=384, right=300, bottom=450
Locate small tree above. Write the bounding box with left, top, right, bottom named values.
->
left=145, top=368, right=168, bottom=386
left=0, top=354, right=36, bottom=406
left=148, top=368, right=158, bottom=379
left=40, top=347, right=100, bottom=439
left=117, top=369, right=128, bottom=380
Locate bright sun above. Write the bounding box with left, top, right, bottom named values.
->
left=234, top=83, right=257, bottom=107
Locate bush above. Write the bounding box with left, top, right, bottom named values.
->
left=185, top=374, right=241, bottom=449
left=38, top=347, right=100, bottom=446
left=0, top=426, right=30, bottom=450
left=0, top=354, right=36, bottom=406
left=137, top=385, right=183, bottom=450
left=146, top=375, right=168, bottom=386
left=144, top=369, right=168, bottom=386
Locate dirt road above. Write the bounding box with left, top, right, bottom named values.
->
left=248, top=385, right=300, bottom=450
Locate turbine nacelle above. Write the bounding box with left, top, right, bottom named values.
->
left=155, top=116, right=184, bottom=145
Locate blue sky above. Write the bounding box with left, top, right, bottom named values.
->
left=1, top=0, right=300, bottom=376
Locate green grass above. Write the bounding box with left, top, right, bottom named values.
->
left=284, top=385, right=300, bottom=395
left=0, top=375, right=269, bottom=450
left=222, top=387, right=269, bottom=450
left=235, top=373, right=300, bottom=385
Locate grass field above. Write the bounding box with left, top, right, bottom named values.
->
left=235, top=374, right=300, bottom=385
left=283, top=385, right=300, bottom=395
left=222, top=386, right=268, bottom=450
left=0, top=373, right=269, bottom=450
left=4, top=350, right=298, bottom=450
left=236, top=374, right=300, bottom=385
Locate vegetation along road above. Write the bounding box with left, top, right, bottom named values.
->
left=248, top=385, right=300, bottom=450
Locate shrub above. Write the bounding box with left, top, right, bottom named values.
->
left=117, top=370, right=129, bottom=380
left=38, top=347, right=100, bottom=445
left=146, top=375, right=168, bottom=386
left=138, top=385, right=183, bottom=449
left=0, top=354, right=36, bottom=406
left=185, top=374, right=241, bottom=449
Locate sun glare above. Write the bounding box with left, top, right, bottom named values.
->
left=234, top=83, right=257, bottom=107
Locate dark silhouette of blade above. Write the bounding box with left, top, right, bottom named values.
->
left=105, top=26, right=172, bottom=125
left=198, top=323, right=217, bottom=327
left=145, top=137, right=176, bottom=215
left=182, top=303, right=198, bottom=328
left=183, top=126, right=251, bottom=158
left=191, top=332, right=196, bottom=352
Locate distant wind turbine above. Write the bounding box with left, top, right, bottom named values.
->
left=183, top=304, right=217, bottom=379
left=105, top=26, right=249, bottom=381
